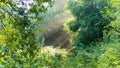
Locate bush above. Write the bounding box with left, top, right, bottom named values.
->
left=62, top=37, right=120, bottom=68
left=65, top=0, right=116, bottom=46
left=0, top=46, right=68, bottom=68
left=0, top=0, right=53, bottom=67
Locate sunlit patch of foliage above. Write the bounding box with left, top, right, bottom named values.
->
left=0, top=0, right=53, bottom=67
left=38, top=46, right=68, bottom=68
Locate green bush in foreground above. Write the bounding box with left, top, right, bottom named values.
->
left=62, top=38, right=120, bottom=68
left=0, top=0, right=53, bottom=67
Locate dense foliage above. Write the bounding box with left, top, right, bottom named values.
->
left=62, top=0, right=120, bottom=68
left=65, top=0, right=118, bottom=46
left=62, top=39, right=120, bottom=68
left=0, top=0, right=120, bottom=68
left=0, top=0, right=53, bottom=67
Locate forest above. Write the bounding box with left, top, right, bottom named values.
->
left=0, top=0, right=120, bottom=68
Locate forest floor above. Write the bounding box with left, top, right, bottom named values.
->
left=39, top=0, right=73, bottom=49
left=41, top=12, right=72, bottom=50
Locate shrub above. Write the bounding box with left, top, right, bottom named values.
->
left=65, top=0, right=116, bottom=46
left=0, top=0, right=53, bottom=67
left=62, top=36, right=120, bottom=68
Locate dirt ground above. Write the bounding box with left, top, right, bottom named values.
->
left=39, top=0, right=73, bottom=49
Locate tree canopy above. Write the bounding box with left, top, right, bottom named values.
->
left=65, top=0, right=119, bottom=46
left=0, top=0, right=53, bottom=67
